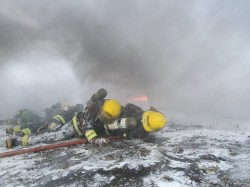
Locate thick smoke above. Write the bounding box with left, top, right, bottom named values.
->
left=0, top=0, right=250, bottom=120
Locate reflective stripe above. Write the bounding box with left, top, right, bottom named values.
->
left=22, top=135, right=29, bottom=146
left=85, top=129, right=97, bottom=141
left=21, top=128, right=32, bottom=135
left=6, top=139, right=13, bottom=148
left=72, top=115, right=83, bottom=137
left=53, top=115, right=65, bottom=124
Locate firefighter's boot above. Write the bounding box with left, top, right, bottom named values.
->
left=6, top=135, right=29, bottom=149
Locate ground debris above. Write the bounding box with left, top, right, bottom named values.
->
left=1, top=125, right=250, bottom=187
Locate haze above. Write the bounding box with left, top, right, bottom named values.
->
left=0, top=0, right=250, bottom=121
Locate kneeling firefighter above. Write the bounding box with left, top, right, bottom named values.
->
left=6, top=88, right=121, bottom=148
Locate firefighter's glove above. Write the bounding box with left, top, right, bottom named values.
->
left=90, top=137, right=110, bottom=146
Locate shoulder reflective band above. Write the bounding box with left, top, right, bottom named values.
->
left=22, top=135, right=29, bottom=146
left=72, top=115, right=83, bottom=137
left=21, top=128, right=32, bottom=136
left=85, top=129, right=97, bottom=141
left=53, top=115, right=66, bottom=124
left=14, top=126, right=21, bottom=133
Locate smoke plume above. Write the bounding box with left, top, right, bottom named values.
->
left=0, top=0, right=250, bottom=120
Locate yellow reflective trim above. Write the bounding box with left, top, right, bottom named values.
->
left=14, top=126, right=21, bottom=133
left=22, top=135, right=29, bottom=146
left=85, top=129, right=97, bottom=141
left=6, top=139, right=13, bottom=148
left=21, top=128, right=32, bottom=135
left=53, top=115, right=65, bottom=124
left=72, top=115, right=83, bottom=137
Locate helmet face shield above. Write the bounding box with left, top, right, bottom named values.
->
left=142, top=115, right=154, bottom=132
left=97, top=99, right=121, bottom=124
left=98, top=110, right=117, bottom=123
left=142, top=111, right=167, bottom=132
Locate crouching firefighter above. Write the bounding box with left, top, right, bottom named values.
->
left=5, top=88, right=122, bottom=148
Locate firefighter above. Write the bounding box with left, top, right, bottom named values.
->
left=6, top=104, right=84, bottom=137
left=5, top=89, right=167, bottom=148
left=5, top=109, right=43, bottom=136
left=80, top=89, right=167, bottom=143
left=36, top=104, right=84, bottom=133
left=6, top=88, right=121, bottom=148
left=104, top=103, right=167, bottom=142
left=73, top=88, right=122, bottom=145
left=44, top=102, right=62, bottom=121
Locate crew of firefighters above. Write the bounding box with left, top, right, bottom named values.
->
left=5, top=88, right=167, bottom=148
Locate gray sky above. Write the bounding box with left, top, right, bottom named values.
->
left=0, top=0, right=250, bottom=120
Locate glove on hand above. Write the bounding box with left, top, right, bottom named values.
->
left=90, top=137, right=110, bottom=146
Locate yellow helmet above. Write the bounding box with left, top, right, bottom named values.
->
left=98, top=99, right=121, bottom=123
left=142, top=111, right=167, bottom=132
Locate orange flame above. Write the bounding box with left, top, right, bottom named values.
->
left=129, top=95, right=149, bottom=102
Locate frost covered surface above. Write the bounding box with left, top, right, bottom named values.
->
left=0, top=120, right=250, bottom=187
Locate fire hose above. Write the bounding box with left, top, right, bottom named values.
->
left=0, top=136, right=121, bottom=158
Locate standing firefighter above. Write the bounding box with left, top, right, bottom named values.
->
left=6, top=89, right=121, bottom=148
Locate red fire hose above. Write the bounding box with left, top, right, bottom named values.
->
left=0, top=136, right=121, bottom=158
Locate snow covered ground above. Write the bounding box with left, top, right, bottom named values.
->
left=0, top=118, right=250, bottom=187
